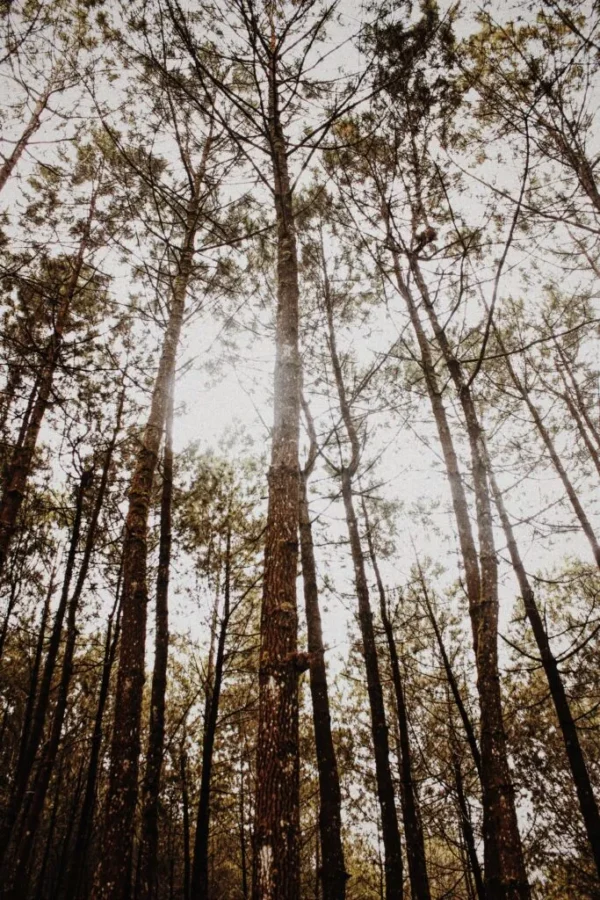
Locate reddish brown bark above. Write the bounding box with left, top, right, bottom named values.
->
left=252, top=45, right=303, bottom=900
left=0, top=84, right=52, bottom=195
left=92, top=149, right=210, bottom=900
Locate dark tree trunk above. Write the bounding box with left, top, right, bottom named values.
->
left=406, top=252, right=529, bottom=900
left=362, top=502, right=430, bottom=900
left=488, top=464, right=600, bottom=880
left=0, top=85, right=52, bottom=195
left=0, top=472, right=88, bottom=868
left=451, top=742, right=486, bottom=900
left=299, top=416, right=347, bottom=900
left=138, top=383, right=175, bottom=900
left=191, top=522, right=231, bottom=898
left=340, top=471, right=404, bottom=900
left=64, top=581, right=123, bottom=900
left=92, top=149, right=210, bottom=900
left=180, top=746, right=191, bottom=900
left=253, top=50, right=303, bottom=900
left=9, top=393, right=123, bottom=893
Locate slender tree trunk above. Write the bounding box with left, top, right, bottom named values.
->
left=138, top=383, right=175, bottom=900
left=299, top=468, right=347, bottom=900
left=451, top=743, right=486, bottom=900
left=0, top=191, right=96, bottom=575
left=33, top=756, right=65, bottom=900
left=92, top=147, right=210, bottom=900
left=64, top=582, right=123, bottom=900
left=362, top=502, right=430, bottom=900
left=9, top=394, right=123, bottom=893
left=487, top=464, right=600, bottom=879
left=191, top=523, right=231, bottom=898
left=340, top=471, right=404, bottom=900
left=554, top=340, right=600, bottom=453
left=239, top=743, right=248, bottom=900
left=253, top=50, right=303, bottom=900
left=180, top=745, right=191, bottom=900
left=0, top=473, right=88, bottom=866
left=407, top=253, right=529, bottom=900
left=418, top=579, right=482, bottom=779
left=498, top=339, right=600, bottom=568
left=321, top=240, right=403, bottom=899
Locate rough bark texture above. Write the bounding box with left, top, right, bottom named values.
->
left=363, top=503, right=430, bottom=900
left=488, top=464, right=600, bottom=879
left=92, top=154, right=208, bottom=900
left=252, top=50, right=302, bottom=900
left=299, top=470, right=347, bottom=900
left=191, top=523, right=231, bottom=899
left=138, top=383, right=174, bottom=900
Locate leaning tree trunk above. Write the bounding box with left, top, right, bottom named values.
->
left=253, top=53, right=304, bottom=900
left=487, top=463, right=600, bottom=880
left=299, top=462, right=347, bottom=900
left=0, top=83, right=52, bottom=195
left=191, top=522, right=231, bottom=899
left=91, top=149, right=209, bottom=900
left=363, top=501, right=430, bottom=900
left=137, top=383, right=175, bottom=900
left=407, top=251, right=529, bottom=900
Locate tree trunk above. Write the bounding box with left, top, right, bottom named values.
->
left=0, top=472, right=88, bottom=867
left=340, top=471, right=404, bottom=900
left=138, top=382, right=175, bottom=900
left=92, top=148, right=210, bottom=900
left=362, top=502, right=430, bottom=900
left=180, top=745, right=191, bottom=900
left=191, top=522, right=231, bottom=898
left=64, top=581, right=123, bottom=900
left=299, top=472, right=347, bottom=900
left=0, top=85, right=52, bottom=195
left=408, top=253, right=529, bottom=900
left=9, top=393, right=123, bottom=894
left=488, top=464, right=600, bottom=880
left=451, top=742, right=486, bottom=900
left=252, top=49, right=303, bottom=900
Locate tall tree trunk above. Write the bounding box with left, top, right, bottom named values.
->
left=65, top=583, right=123, bottom=900
left=451, top=739, right=486, bottom=900
left=406, top=250, right=529, bottom=900
left=0, top=472, right=88, bottom=867
left=253, top=47, right=303, bottom=900
left=321, top=240, right=403, bottom=899
left=92, top=147, right=210, bottom=900
left=138, top=383, right=175, bottom=900
left=299, top=400, right=347, bottom=900
left=487, top=464, right=600, bottom=879
left=554, top=339, right=600, bottom=453
left=362, top=501, right=430, bottom=900
left=191, top=522, right=231, bottom=898
left=0, top=190, right=97, bottom=575
left=180, top=744, right=191, bottom=900
left=9, top=392, right=123, bottom=894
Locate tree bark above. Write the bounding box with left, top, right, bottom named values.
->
left=252, top=45, right=303, bottom=900
left=191, top=521, right=231, bottom=898
left=138, top=382, right=175, bottom=900
left=487, top=463, right=600, bottom=880
left=92, top=147, right=210, bottom=900
left=299, top=469, right=347, bottom=900
left=0, top=84, right=52, bottom=195
left=362, top=501, right=430, bottom=900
